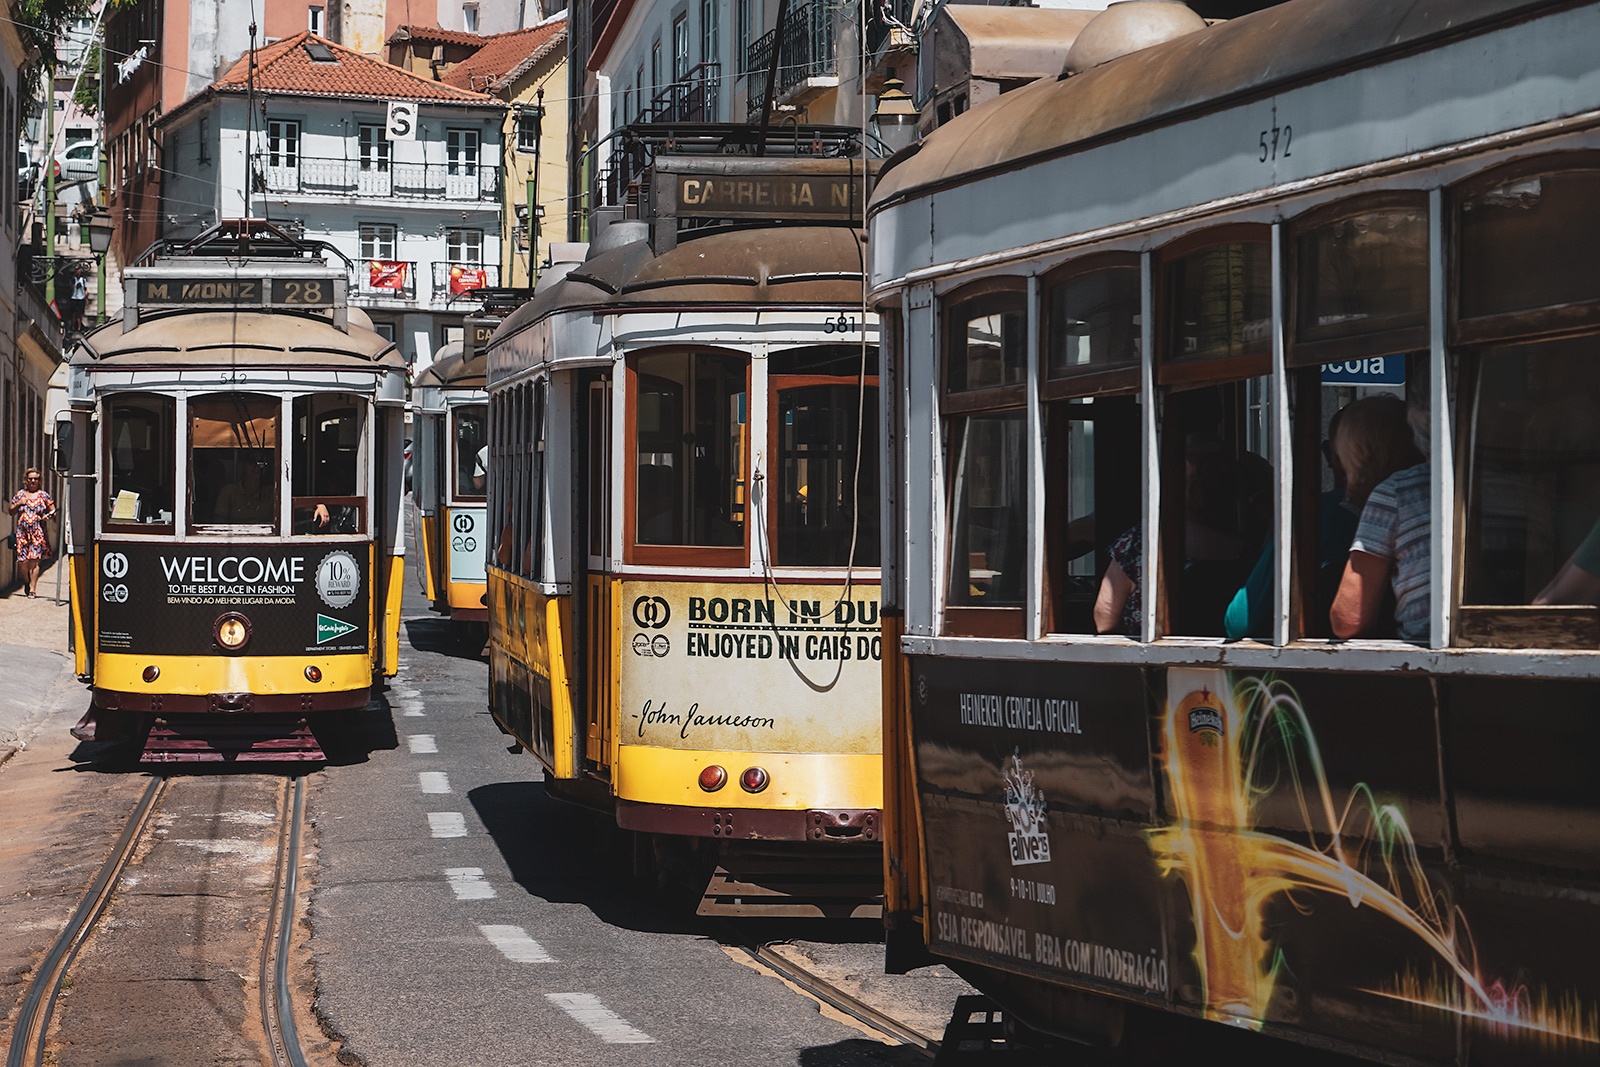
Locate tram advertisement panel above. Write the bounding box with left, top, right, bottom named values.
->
left=97, top=542, right=370, bottom=656
left=447, top=506, right=486, bottom=583
left=911, top=656, right=1167, bottom=1001
left=618, top=580, right=881, bottom=754
left=913, top=659, right=1600, bottom=1062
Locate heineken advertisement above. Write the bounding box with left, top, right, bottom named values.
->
left=97, top=542, right=370, bottom=656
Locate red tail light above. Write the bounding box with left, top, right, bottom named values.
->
left=305, top=666, right=322, bottom=682
left=698, top=765, right=727, bottom=791
left=740, top=767, right=769, bottom=793
left=142, top=665, right=160, bottom=683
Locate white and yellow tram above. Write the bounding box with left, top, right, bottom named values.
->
left=59, top=223, right=407, bottom=761
left=873, top=0, right=1600, bottom=1061
left=485, top=145, right=886, bottom=914
left=410, top=316, right=494, bottom=632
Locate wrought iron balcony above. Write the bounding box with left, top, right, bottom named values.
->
left=644, top=63, right=721, bottom=124
left=260, top=157, right=501, bottom=202
left=745, top=2, right=836, bottom=120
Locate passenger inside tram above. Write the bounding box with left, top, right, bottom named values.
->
left=213, top=458, right=276, bottom=523
left=1331, top=386, right=1431, bottom=640
left=291, top=396, right=363, bottom=534
left=190, top=395, right=278, bottom=532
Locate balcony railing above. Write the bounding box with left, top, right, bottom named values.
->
left=432, top=261, right=502, bottom=299
left=356, top=260, right=417, bottom=300
left=865, top=0, right=914, bottom=59
left=746, top=2, right=836, bottom=119
left=261, top=158, right=501, bottom=202
left=645, top=62, right=721, bottom=124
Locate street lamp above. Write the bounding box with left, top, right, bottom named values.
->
left=86, top=210, right=113, bottom=325
left=870, top=78, right=918, bottom=156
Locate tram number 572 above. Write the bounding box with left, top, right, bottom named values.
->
left=1257, top=123, right=1292, bottom=162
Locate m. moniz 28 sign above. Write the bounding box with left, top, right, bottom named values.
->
left=135, top=276, right=337, bottom=308
left=674, top=174, right=863, bottom=220
left=96, top=541, right=368, bottom=657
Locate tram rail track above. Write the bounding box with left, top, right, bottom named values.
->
left=4, top=774, right=313, bottom=1067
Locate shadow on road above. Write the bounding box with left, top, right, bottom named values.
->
left=404, top=616, right=488, bottom=663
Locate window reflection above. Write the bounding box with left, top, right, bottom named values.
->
left=454, top=404, right=488, bottom=501
left=634, top=351, right=747, bottom=549
left=1166, top=242, right=1271, bottom=363
left=947, top=412, right=1027, bottom=607
left=949, top=294, right=1025, bottom=393
left=1459, top=167, right=1600, bottom=319
left=1297, top=207, right=1427, bottom=343
left=1047, top=268, right=1140, bottom=378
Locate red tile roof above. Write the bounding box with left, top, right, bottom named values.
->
left=388, top=25, right=490, bottom=47
left=211, top=32, right=500, bottom=107
left=440, top=18, right=566, bottom=95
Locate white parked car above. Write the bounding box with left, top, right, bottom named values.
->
left=55, top=140, right=98, bottom=182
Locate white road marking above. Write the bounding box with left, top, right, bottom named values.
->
left=479, top=925, right=554, bottom=963
left=407, top=734, right=438, bottom=754
left=418, top=772, right=451, bottom=794
left=545, top=993, right=656, bottom=1044
left=402, top=708, right=425, bottom=717
left=427, top=812, right=467, bottom=838
left=445, top=867, right=495, bottom=900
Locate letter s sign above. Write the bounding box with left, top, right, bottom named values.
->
left=386, top=101, right=417, bottom=141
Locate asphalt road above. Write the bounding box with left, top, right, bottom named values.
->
left=305, top=530, right=923, bottom=1067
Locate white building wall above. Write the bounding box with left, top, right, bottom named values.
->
left=161, top=94, right=504, bottom=371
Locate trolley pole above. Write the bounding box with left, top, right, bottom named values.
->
left=97, top=39, right=107, bottom=324
left=44, top=61, right=56, bottom=308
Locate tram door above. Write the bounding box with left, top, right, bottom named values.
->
left=581, top=376, right=613, bottom=769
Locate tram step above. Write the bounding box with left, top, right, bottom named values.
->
left=140, top=715, right=327, bottom=763
left=698, top=847, right=883, bottom=919
left=933, top=996, right=1060, bottom=1066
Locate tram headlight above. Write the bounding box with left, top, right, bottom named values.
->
left=214, top=613, right=252, bottom=652
left=740, top=767, right=770, bottom=793
left=698, top=765, right=727, bottom=792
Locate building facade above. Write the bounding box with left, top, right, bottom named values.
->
left=159, top=33, right=506, bottom=370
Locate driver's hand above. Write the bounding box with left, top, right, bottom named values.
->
left=314, top=504, right=331, bottom=527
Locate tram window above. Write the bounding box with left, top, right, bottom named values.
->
left=1460, top=335, right=1600, bottom=647
left=453, top=404, right=488, bottom=501
left=291, top=394, right=365, bottom=535
left=104, top=393, right=175, bottom=531
left=946, top=412, right=1027, bottom=614
left=526, top=384, right=545, bottom=579
left=1044, top=263, right=1140, bottom=388
left=1151, top=378, right=1272, bottom=637
left=1295, top=204, right=1427, bottom=347
left=1163, top=239, right=1271, bottom=370
left=189, top=394, right=280, bottom=534
left=631, top=351, right=747, bottom=558
left=769, top=345, right=879, bottom=568
left=1044, top=395, right=1139, bottom=635
left=946, top=290, right=1025, bottom=400
left=1279, top=370, right=1417, bottom=642
left=1457, top=161, right=1600, bottom=328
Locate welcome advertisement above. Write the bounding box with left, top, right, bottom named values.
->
left=97, top=541, right=369, bottom=657
left=618, top=580, right=882, bottom=754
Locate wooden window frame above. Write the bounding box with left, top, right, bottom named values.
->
left=1157, top=224, right=1273, bottom=387
left=766, top=371, right=880, bottom=569
left=942, top=278, right=1028, bottom=414
left=1450, top=151, right=1600, bottom=348
left=1287, top=190, right=1430, bottom=368
left=942, top=408, right=1028, bottom=640
left=1039, top=252, right=1142, bottom=402
left=623, top=347, right=751, bottom=568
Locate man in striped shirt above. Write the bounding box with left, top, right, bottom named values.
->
left=1332, top=382, right=1431, bottom=641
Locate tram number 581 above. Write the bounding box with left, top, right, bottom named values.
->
left=823, top=313, right=856, bottom=335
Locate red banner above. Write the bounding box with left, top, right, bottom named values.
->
left=449, top=264, right=487, bottom=295
left=368, top=260, right=408, bottom=289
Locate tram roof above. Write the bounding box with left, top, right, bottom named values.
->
left=872, top=0, right=1565, bottom=206
left=490, top=225, right=866, bottom=353
left=413, top=345, right=486, bottom=389
left=72, top=310, right=403, bottom=369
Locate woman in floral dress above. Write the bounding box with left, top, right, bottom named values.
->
left=9, top=467, right=55, bottom=597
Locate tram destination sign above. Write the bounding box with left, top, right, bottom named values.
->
left=134, top=276, right=340, bottom=309
left=673, top=173, right=863, bottom=220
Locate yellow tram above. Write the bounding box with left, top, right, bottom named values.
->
left=58, top=222, right=408, bottom=761
left=410, top=316, right=494, bottom=632
left=485, top=135, right=885, bottom=914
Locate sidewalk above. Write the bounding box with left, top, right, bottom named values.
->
left=0, top=563, right=75, bottom=766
